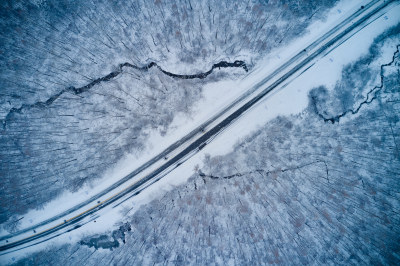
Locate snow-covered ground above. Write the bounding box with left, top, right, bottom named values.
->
left=0, top=0, right=369, bottom=236
left=1, top=0, right=343, bottom=226
left=2, top=0, right=399, bottom=264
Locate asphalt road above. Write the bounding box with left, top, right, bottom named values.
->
left=0, top=0, right=394, bottom=254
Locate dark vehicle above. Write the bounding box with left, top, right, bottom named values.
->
left=198, top=143, right=207, bottom=150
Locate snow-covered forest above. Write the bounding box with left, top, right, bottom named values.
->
left=14, top=19, right=400, bottom=266
left=1, top=0, right=399, bottom=265
left=0, top=0, right=336, bottom=225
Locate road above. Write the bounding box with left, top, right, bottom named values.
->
left=0, top=0, right=395, bottom=255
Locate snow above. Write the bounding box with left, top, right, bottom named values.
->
left=2, top=0, right=400, bottom=263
